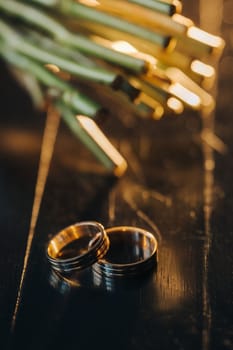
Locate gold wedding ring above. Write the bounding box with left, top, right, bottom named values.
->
left=92, top=226, right=158, bottom=278
left=47, top=221, right=109, bottom=273
left=47, top=222, right=158, bottom=278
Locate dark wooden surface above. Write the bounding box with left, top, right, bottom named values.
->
left=0, top=1, right=233, bottom=349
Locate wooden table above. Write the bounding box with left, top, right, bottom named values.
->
left=0, top=1, right=232, bottom=349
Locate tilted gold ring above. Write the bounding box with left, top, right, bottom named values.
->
left=47, top=221, right=109, bottom=273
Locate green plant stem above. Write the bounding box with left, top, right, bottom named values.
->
left=9, top=67, right=45, bottom=109
left=127, top=0, right=177, bottom=15
left=0, top=19, right=120, bottom=86
left=94, top=0, right=186, bottom=37
left=0, top=40, right=103, bottom=118
left=34, top=0, right=171, bottom=48
left=129, top=76, right=171, bottom=106
left=55, top=101, right=127, bottom=174
left=0, top=0, right=147, bottom=73
left=25, top=29, right=98, bottom=69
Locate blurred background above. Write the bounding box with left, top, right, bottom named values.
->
left=0, top=1, right=232, bottom=349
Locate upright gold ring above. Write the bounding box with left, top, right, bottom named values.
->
left=91, top=226, right=158, bottom=278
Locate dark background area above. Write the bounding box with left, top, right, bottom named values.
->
left=0, top=1, right=232, bottom=349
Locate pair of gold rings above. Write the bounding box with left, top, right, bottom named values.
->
left=47, top=221, right=158, bottom=278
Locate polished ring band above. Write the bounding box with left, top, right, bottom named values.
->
left=92, top=226, right=158, bottom=278
left=47, top=221, right=109, bottom=273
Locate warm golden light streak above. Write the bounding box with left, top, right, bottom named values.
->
left=92, top=36, right=156, bottom=68
left=166, top=67, right=215, bottom=111
left=199, top=1, right=224, bottom=347
left=201, top=129, right=228, bottom=154
left=82, top=21, right=182, bottom=69
left=77, top=115, right=127, bottom=176
left=204, top=159, right=215, bottom=171
left=172, top=13, right=193, bottom=27
left=111, top=40, right=138, bottom=54
left=172, top=0, right=182, bottom=13
left=188, top=26, right=225, bottom=51
left=111, top=39, right=158, bottom=70
left=45, top=63, right=60, bottom=73
left=167, top=97, right=184, bottom=114
left=45, top=64, right=71, bottom=80
left=78, top=0, right=99, bottom=6
left=191, top=60, right=215, bottom=79
left=136, top=92, right=165, bottom=119
left=11, top=104, right=60, bottom=331
left=169, top=83, right=201, bottom=109
left=82, top=0, right=186, bottom=36
left=130, top=75, right=170, bottom=107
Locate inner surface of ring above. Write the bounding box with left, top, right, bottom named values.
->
left=101, top=228, right=155, bottom=264
left=48, top=224, right=102, bottom=260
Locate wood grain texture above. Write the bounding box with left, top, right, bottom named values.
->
left=0, top=1, right=232, bottom=349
